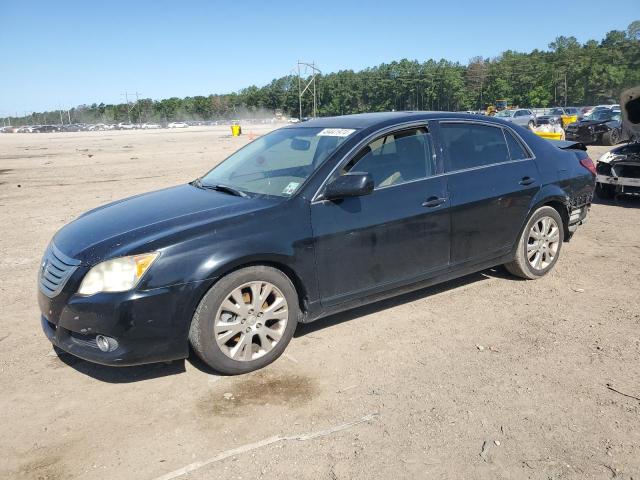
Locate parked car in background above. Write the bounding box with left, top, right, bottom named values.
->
left=536, top=107, right=583, bottom=126
left=116, top=123, right=135, bottom=130
left=565, top=109, right=631, bottom=145
left=493, top=109, right=536, bottom=128
left=595, top=142, right=640, bottom=198
left=141, top=123, right=161, bottom=129
left=167, top=122, right=188, bottom=128
left=34, top=125, right=61, bottom=133
left=61, top=124, right=83, bottom=132
left=38, top=112, right=595, bottom=374
left=593, top=104, right=619, bottom=113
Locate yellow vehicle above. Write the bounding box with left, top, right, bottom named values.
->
left=486, top=99, right=513, bottom=116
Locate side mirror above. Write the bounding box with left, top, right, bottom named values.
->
left=323, top=172, right=374, bottom=200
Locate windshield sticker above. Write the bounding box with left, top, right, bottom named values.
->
left=282, top=182, right=300, bottom=195
left=317, top=128, right=356, bottom=137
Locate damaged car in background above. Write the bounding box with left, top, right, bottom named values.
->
left=595, top=86, right=640, bottom=198
left=565, top=108, right=634, bottom=146
left=596, top=142, right=640, bottom=198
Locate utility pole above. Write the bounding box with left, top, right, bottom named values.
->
left=297, top=61, right=320, bottom=119
left=564, top=73, right=568, bottom=107
left=59, top=110, right=63, bottom=125
left=134, top=91, right=142, bottom=124
left=121, top=91, right=141, bottom=124
left=297, top=62, right=302, bottom=120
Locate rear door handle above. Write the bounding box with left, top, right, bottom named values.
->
left=519, top=176, right=535, bottom=186
left=422, top=196, right=446, bottom=208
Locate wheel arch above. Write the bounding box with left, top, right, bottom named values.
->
left=190, top=255, right=310, bottom=324
left=526, top=187, right=571, bottom=241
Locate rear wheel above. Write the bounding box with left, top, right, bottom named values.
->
left=595, top=182, right=616, bottom=199
left=602, top=129, right=620, bottom=146
left=528, top=120, right=535, bottom=129
left=505, top=206, right=564, bottom=280
left=189, top=266, right=299, bottom=374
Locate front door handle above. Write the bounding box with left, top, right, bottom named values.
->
left=422, top=196, right=446, bottom=208
left=519, top=176, right=535, bottom=186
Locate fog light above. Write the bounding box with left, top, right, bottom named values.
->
left=96, top=335, right=118, bottom=352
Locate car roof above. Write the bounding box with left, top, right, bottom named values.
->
left=282, top=111, right=500, bottom=130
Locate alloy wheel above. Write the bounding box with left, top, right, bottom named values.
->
left=214, top=281, right=288, bottom=361
left=527, top=216, right=560, bottom=271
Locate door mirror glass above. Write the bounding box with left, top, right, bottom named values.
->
left=324, top=172, right=374, bottom=200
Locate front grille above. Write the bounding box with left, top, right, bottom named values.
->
left=39, top=244, right=80, bottom=298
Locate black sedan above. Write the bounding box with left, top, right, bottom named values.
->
left=38, top=112, right=595, bottom=374
left=565, top=109, right=634, bottom=145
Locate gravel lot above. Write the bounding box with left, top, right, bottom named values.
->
left=0, top=126, right=638, bottom=480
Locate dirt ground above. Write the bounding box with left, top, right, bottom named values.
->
left=0, top=126, right=638, bottom=480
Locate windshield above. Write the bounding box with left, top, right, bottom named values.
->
left=199, top=127, right=354, bottom=197
left=587, top=110, right=617, bottom=121
left=495, top=110, right=514, bottom=117
left=549, top=108, right=564, bottom=115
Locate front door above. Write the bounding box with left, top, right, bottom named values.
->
left=310, top=126, right=450, bottom=306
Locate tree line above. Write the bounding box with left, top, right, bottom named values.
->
left=5, top=22, right=640, bottom=126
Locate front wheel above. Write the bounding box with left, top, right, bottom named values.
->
left=189, top=266, right=299, bottom=374
left=505, top=206, right=564, bottom=280
left=528, top=120, right=535, bottom=130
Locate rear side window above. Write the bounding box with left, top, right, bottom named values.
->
left=504, top=129, right=530, bottom=160
left=440, top=123, right=510, bottom=171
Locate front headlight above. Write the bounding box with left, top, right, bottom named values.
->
left=78, top=252, right=159, bottom=295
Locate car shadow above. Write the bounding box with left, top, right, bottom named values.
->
left=53, top=346, right=187, bottom=383
left=295, top=267, right=511, bottom=338
left=592, top=195, right=640, bottom=208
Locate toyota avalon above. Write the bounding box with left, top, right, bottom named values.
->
left=39, top=112, right=595, bottom=374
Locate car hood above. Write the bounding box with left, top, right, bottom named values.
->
left=53, top=184, right=279, bottom=264
left=598, top=143, right=640, bottom=164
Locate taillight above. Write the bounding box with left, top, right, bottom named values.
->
left=579, top=157, right=596, bottom=176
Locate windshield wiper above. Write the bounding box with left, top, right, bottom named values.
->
left=197, top=181, right=248, bottom=198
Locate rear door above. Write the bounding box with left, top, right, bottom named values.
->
left=310, top=125, right=450, bottom=305
left=437, top=121, right=540, bottom=264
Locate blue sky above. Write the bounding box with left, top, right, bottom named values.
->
left=1, top=0, right=638, bottom=114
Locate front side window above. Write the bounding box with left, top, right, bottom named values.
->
left=440, top=123, right=510, bottom=171
left=200, top=127, right=354, bottom=197
left=344, top=128, right=435, bottom=188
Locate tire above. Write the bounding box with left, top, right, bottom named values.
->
left=602, top=129, right=620, bottom=146
left=528, top=120, right=535, bottom=130
left=595, top=182, right=616, bottom=199
left=189, top=266, right=300, bottom=375
left=504, top=206, right=564, bottom=280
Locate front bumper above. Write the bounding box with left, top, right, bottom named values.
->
left=39, top=280, right=208, bottom=366
left=565, top=129, right=599, bottom=143
left=596, top=174, right=640, bottom=195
